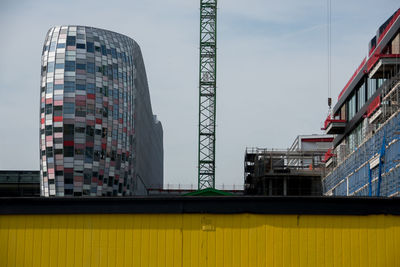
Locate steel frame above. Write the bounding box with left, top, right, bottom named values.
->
left=198, top=0, right=217, bottom=189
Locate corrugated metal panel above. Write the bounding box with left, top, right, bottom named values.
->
left=1, top=213, right=399, bottom=267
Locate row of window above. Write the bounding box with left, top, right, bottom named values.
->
left=346, top=78, right=386, bottom=120
left=44, top=62, right=129, bottom=83
left=46, top=36, right=132, bottom=63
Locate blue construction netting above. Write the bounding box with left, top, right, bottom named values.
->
left=324, top=112, right=400, bottom=196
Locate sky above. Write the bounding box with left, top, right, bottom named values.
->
left=0, top=0, right=399, bottom=188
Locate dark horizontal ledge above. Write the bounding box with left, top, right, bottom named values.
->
left=1, top=196, right=400, bottom=216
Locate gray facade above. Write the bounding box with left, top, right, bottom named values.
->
left=131, top=41, right=163, bottom=194
left=40, top=26, right=162, bottom=196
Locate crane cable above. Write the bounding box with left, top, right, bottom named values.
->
left=327, top=0, right=332, bottom=115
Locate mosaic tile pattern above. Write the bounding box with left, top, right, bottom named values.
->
left=40, top=26, right=162, bottom=196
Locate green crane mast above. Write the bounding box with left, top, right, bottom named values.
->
left=198, top=0, right=217, bottom=189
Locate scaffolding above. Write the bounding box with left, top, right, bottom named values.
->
left=324, top=77, right=400, bottom=196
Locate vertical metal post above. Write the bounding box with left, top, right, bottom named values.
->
left=283, top=177, right=287, bottom=196
left=198, top=0, right=217, bottom=189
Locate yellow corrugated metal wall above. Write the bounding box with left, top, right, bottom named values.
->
left=1, top=214, right=399, bottom=267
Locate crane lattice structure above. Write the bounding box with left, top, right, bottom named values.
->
left=198, top=0, right=217, bottom=189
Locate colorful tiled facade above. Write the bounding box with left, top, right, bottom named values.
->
left=40, top=26, right=163, bottom=197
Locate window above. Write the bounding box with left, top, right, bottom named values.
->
left=64, top=146, right=74, bottom=157
left=42, top=45, right=49, bottom=54
left=85, top=147, right=93, bottom=162
left=347, top=123, right=363, bottom=153
left=368, top=78, right=377, bottom=99
left=66, top=36, right=76, bottom=46
left=87, top=62, right=95, bottom=74
left=45, top=125, right=52, bottom=136
left=64, top=173, right=73, bottom=184
left=86, top=42, right=94, bottom=53
left=54, top=84, right=63, bottom=90
left=102, top=128, right=107, bottom=138
left=75, top=148, right=84, bottom=155
left=45, top=104, right=52, bottom=114
left=64, top=125, right=74, bottom=140
left=101, top=45, right=107, bottom=56
left=355, top=123, right=363, bottom=148
left=76, top=43, right=86, bottom=49
left=87, top=104, right=95, bottom=115
left=65, top=61, right=75, bottom=71
left=53, top=104, right=62, bottom=114
left=75, top=126, right=85, bottom=133
left=84, top=172, right=91, bottom=184
left=95, top=46, right=101, bottom=52
left=108, top=65, right=113, bottom=79
left=49, top=42, right=56, bottom=52
left=113, top=65, right=118, bottom=79
left=46, top=85, right=53, bottom=94
left=357, top=83, right=366, bottom=111
left=75, top=106, right=86, bottom=117
left=64, top=81, right=75, bottom=92
left=347, top=94, right=356, bottom=120
left=76, top=63, right=86, bottom=70
left=76, top=84, right=86, bottom=90
left=46, top=147, right=53, bottom=157
left=86, top=126, right=94, bottom=137
left=64, top=103, right=75, bottom=114
left=47, top=62, right=55, bottom=73
left=55, top=63, right=64, bottom=69
left=64, top=189, right=73, bottom=195
left=87, top=83, right=95, bottom=94
left=113, top=105, right=118, bottom=119
left=54, top=127, right=63, bottom=132
left=56, top=43, right=65, bottom=49
left=111, top=48, right=117, bottom=58
left=378, top=78, right=384, bottom=87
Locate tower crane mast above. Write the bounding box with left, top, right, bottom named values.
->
left=198, top=0, right=217, bottom=189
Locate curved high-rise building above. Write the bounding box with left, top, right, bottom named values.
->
left=40, top=26, right=163, bottom=197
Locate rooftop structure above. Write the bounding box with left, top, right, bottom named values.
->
left=244, top=134, right=332, bottom=196
left=40, top=26, right=163, bottom=197
left=0, top=170, right=40, bottom=197
left=323, top=9, right=400, bottom=196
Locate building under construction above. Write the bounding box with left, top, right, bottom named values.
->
left=323, top=8, right=400, bottom=196
left=244, top=135, right=332, bottom=195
